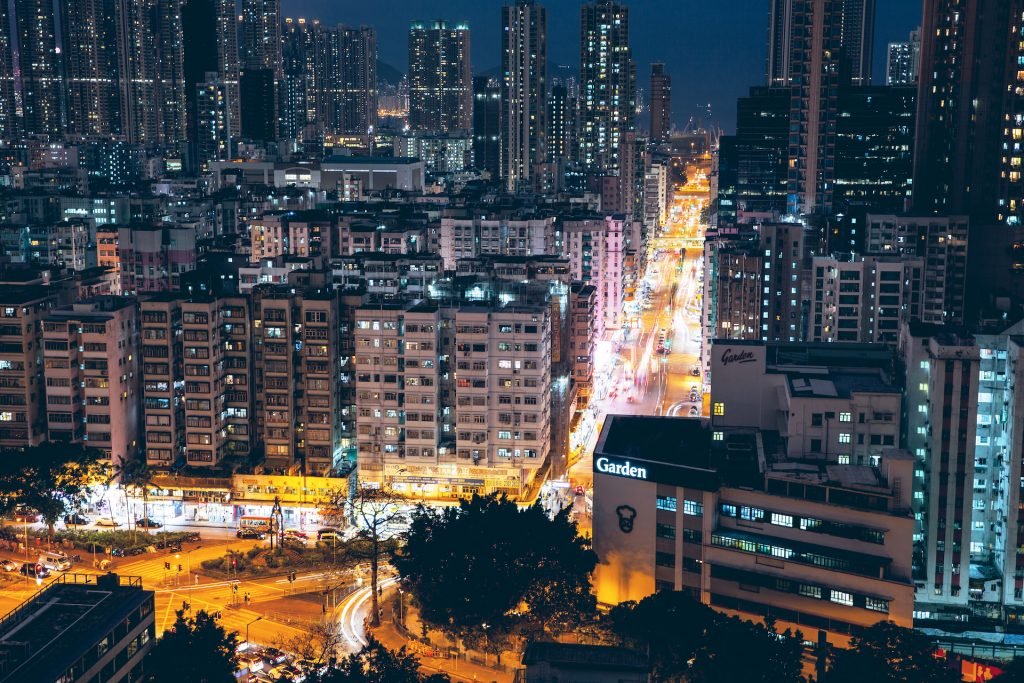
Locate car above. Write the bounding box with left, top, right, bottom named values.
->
left=689, top=406, right=700, bottom=417
left=11, top=507, right=39, bottom=523
left=135, top=518, right=162, bottom=529
left=156, top=539, right=182, bottom=551
left=63, top=513, right=90, bottom=526
left=691, top=366, right=701, bottom=376
left=317, top=529, right=342, bottom=543
left=236, top=528, right=266, bottom=540
left=94, top=517, right=120, bottom=527
left=20, top=563, right=49, bottom=579
left=261, top=647, right=288, bottom=665
left=574, top=485, right=585, bottom=496
left=0, top=559, right=17, bottom=572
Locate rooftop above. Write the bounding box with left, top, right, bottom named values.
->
left=782, top=367, right=899, bottom=398
left=323, top=156, right=422, bottom=166
left=0, top=574, right=151, bottom=682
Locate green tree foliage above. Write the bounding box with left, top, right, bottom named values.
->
left=822, top=621, right=960, bottom=683
left=610, top=593, right=803, bottom=683
left=394, top=493, right=597, bottom=644
left=145, top=609, right=238, bottom=683
left=609, top=591, right=717, bottom=680
left=0, top=443, right=103, bottom=532
left=310, top=637, right=449, bottom=683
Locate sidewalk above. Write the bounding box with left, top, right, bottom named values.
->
left=369, top=589, right=516, bottom=683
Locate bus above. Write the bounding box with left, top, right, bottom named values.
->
left=237, top=516, right=273, bottom=533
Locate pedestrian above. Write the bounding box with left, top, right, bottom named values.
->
left=194, top=573, right=199, bottom=586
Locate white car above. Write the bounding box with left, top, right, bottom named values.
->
left=94, top=517, right=121, bottom=527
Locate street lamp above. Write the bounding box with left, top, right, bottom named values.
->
left=245, top=616, right=262, bottom=649
left=481, top=622, right=490, bottom=666
left=398, top=588, right=405, bottom=625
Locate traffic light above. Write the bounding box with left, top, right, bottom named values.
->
left=232, top=583, right=238, bottom=594
left=177, top=564, right=182, bottom=573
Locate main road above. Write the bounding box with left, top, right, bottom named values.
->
left=567, top=168, right=710, bottom=500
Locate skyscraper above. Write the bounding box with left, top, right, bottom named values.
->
left=280, top=17, right=322, bottom=141
left=767, top=0, right=876, bottom=87
left=784, top=0, right=844, bottom=216
left=183, top=0, right=241, bottom=157
left=649, top=63, right=671, bottom=142
left=61, top=0, right=121, bottom=137
left=886, top=28, right=920, bottom=85
left=408, top=21, right=472, bottom=133
left=0, top=1, right=14, bottom=140
left=240, top=0, right=279, bottom=140
left=579, top=0, right=636, bottom=172
left=14, top=0, right=63, bottom=137
left=336, top=26, right=378, bottom=135
left=547, top=80, right=570, bottom=161
left=472, top=76, right=501, bottom=179
left=912, top=0, right=1023, bottom=223
left=501, top=0, right=547, bottom=191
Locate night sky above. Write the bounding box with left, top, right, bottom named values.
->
left=283, top=0, right=921, bottom=132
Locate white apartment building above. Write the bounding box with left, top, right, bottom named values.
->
left=643, top=163, right=670, bottom=233
left=902, top=319, right=1024, bottom=628
left=563, top=216, right=631, bottom=336
left=354, top=301, right=551, bottom=499
left=438, top=215, right=559, bottom=270
left=250, top=214, right=287, bottom=262
left=809, top=255, right=924, bottom=343
left=42, top=297, right=140, bottom=466
left=0, top=286, right=55, bottom=448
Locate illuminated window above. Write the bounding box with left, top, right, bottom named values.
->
left=713, top=402, right=724, bottom=416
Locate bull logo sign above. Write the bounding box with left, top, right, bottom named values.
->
left=616, top=505, right=637, bottom=534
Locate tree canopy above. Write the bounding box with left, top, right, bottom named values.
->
left=145, top=609, right=238, bottom=683
left=0, top=443, right=103, bottom=530
left=394, top=493, right=597, bottom=644
left=822, top=621, right=960, bottom=683
left=610, top=591, right=803, bottom=683
left=309, top=637, right=450, bottom=683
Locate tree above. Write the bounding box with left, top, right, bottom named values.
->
left=310, top=637, right=450, bottom=683
left=0, top=443, right=103, bottom=534
left=320, top=486, right=407, bottom=627
left=609, top=591, right=717, bottom=680
left=146, top=609, right=238, bottom=683
left=276, top=619, right=345, bottom=670
left=822, top=621, right=960, bottom=683
left=394, top=494, right=597, bottom=646
left=116, top=459, right=154, bottom=542
left=687, top=616, right=804, bottom=683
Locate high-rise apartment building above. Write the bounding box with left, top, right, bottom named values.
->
left=281, top=18, right=323, bottom=141
left=240, top=0, right=282, bottom=75
left=408, top=21, right=472, bottom=133
left=767, top=0, right=875, bottom=87
left=182, top=0, right=241, bottom=155
left=42, top=297, right=140, bottom=466
left=0, top=1, right=16, bottom=140
left=562, top=215, right=632, bottom=335
left=14, top=0, right=63, bottom=137
left=60, top=0, right=121, bottom=137
left=886, top=28, right=920, bottom=85
left=502, top=0, right=547, bottom=192
left=472, top=76, right=501, bottom=179
left=252, top=286, right=343, bottom=475
left=0, top=286, right=55, bottom=448
left=865, top=214, right=968, bottom=326
left=547, top=80, right=571, bottom=161
left=354, top=301, right=551, bottom=498
left=832, top=85, right=916, bottom=219
left=579, top=0, right=636, bottom=172
left=901, top=326, right=980, bottom=613
left=913, top=0, right=1024, bottom=230
left=323, top=26, right=377, bottom=135
left=438, top=213, right=559, bottom=269
left=649, top=63, right=671, bottom=142
left=808, top=255, right=923, bottom=344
